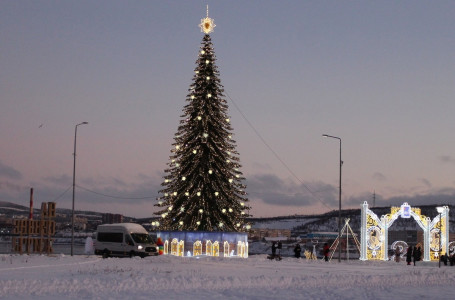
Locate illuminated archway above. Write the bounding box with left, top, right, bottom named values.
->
left=178, top=240, right=185, bottom=257
left=171, top=238, right=179, bottom=256
left=206, top=240, right=212, bottom=256
left=164, top=240, right=169, bottom=255
left=236, top=241, right=248, bottom=258
left=193, top=240, right=202, bottom=256
left=213, top=241, right=220, bottom=256
left=360, top=202, right=449, bottom=261
left=223, top=241, right=230, bottom=257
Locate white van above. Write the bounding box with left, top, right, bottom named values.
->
left=94, top=223, right=158, bottom=258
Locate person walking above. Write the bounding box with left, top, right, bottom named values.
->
left=323, top=243, right=330, bottom=262
left=294, top=243, right=301, bottom=258
left=406, top=246, right=413, bottom=265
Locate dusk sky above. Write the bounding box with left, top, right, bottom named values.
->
left=1, top=1, right=454, bottom=218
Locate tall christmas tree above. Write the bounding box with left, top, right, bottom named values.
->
left=155, top=9, right=250, bottom=232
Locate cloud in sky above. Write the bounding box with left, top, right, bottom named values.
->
left=246, top=173, right=338, bottom=208
left=439, top=155, right=455, bottom=164
left=0, top=161, right=22, bottom=180
left=250, top=162, right=272, bottom=171
left=0, top=170, right=163, bottom=218
left=372, top=172, right=386, bottom=182
left=0, top=181, right=24, bottom=193
left=1, top=168, right=454, bottom=218
left=0, top=161, right=25, bottom=196
left=419, top=178, right=432, bottom=189
left=43, top=174, right=72, bottom=186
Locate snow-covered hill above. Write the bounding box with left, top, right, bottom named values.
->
left=251, top=205, right=455, bottom=234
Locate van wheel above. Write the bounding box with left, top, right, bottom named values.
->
left=102, top=250, right=109, bottom=259
left=129, top=251, right=135, bottom=258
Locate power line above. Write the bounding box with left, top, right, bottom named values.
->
left=51, top=185, right=72, bottom=202
left=225, top=91, right=333, bottom=210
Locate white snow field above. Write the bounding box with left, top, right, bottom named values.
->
left=1, top=254, right=454, bottom=300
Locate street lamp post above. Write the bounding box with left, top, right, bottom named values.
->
left=323, top=134, right=342, bottom=262
left=436, top=206, right=444, bottom=268
left=71, top=122, right=88, bottom=256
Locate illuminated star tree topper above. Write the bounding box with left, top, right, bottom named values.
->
left=199, top=5, right=216, bottom=34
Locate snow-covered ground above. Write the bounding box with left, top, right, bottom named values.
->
left=1, top=253, right=454, bottom=300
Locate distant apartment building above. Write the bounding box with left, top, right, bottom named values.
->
left=102, top=213, right=123, bottom=224
left=248, top=228, right=291, bottom=241
left=0, top=215, right=14, bottom=234
left=74, top=216, right=88, bottom=230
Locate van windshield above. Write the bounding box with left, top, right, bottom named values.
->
left=131, top=233, right=153, bottom=244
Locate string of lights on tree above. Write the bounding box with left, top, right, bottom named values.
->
left=155, top=8, right=250, bottom=232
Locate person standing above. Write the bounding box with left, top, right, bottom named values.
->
left=406, top=246, right=413, bottom=265
left=277, top=241, right=282, bottom=257
left=323, top=243, right=330, bottom=262
left=412, top=246, right=418, bottom=266
left=294, top=243, right=301, bottom=258
left=441, top=253, right=448, bottom=266
left=271, top=242, right=277, bottom=258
